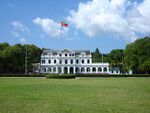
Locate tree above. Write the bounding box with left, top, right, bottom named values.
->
left=92, top=48, right=101, bottom=63
left=108, top=49, right=124, bottom=72
left=124, top=37, right=150, bottom=74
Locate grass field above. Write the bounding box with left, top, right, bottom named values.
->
left=0, top=77, right=150, bottom=113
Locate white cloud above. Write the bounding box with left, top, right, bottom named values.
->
left=33, top=17, right=68, bottom=37
left=67, top=0, right=150, bottom=42
left=20, top=38, right=27, bottom=44
left=11, top=21, right=29, bottom=32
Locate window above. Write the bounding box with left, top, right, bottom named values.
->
left=82, top=59, right=84, bottom=64
left=87, top=68, right=90, bottom=72
left=59, top=54, right=62, bottom=57
left=65, top=59, right=68, bottom=64
left=87, top=59, right=90, bottom=63
left=54, top=60, right=56, bottom=64
left=104, top=67, right=107, bottom=72
left=76, top=59, right=79, bottom=64
left=65, top=54, right=67, bottom=57
left=92, top=67, right=96, bottom=72
left=53, top=67, right=56, bottom=72
left=98, top=67, right=102, bottom=72
left=43, top=53, right=47, bottom=55
left=72, top=54, right=74, bottom=56
left=48, top=60, right=51, bottom=64
left=69, top=54, right=71, bottom=56
left=81, top=67, right=85, bottom=72
left=42, top=60, right=45, bottom=64
left=71, top=59, right=73, bottom=64
left=48, top=68, right=51, bottom=72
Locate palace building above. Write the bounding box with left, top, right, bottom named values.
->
left=40, top=49, right=110, bottom=74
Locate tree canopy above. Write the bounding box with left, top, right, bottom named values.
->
left=124, top=37, right=150, bottom=74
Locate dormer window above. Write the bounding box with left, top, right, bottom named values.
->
left=43, top=53, right=47, bottom=55
left=42, top=60, right=45, bottom=64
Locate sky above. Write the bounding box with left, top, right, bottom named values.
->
left=0, top=0, right=149, bottom=53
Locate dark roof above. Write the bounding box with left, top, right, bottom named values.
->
left=110, top=67, right=120, bottom=71
left=42, top=49, right=91, bottom=54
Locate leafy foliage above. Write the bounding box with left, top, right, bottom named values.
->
left=124, top=37, right=150, bottom=74
left=0, top=43, right=42, bottom=74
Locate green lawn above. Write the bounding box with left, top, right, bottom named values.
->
left=0, top=77, right=150, bottom=113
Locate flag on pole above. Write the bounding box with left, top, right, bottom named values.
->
left=60, top=21, right=68, bottom=27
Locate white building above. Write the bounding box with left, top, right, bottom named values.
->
left=40, top=49, right=110, bottom=74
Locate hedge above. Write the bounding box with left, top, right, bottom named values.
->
left=45, top=74, right=75, bottom=79
left=0, top=74, right=150, bottom=78
left=45, top=74, right=150, bottom=79
left=0, top=74, right=45, bottom=77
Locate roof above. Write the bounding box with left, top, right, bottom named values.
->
left=110, top=67, right=120, bottom=71
left=42, top=49, right=91, bottom=54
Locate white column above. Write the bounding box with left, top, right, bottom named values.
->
left=96, top=67, right=98, bottom=73
left=85, top=67, right=87, bottom=74
left=73, top=67, right=76, bottom=74
left=107, top=67, right=109, bottom=74
left=56, top=67, right=58, bottom=74
left=51, top=67, right=53, bottom=74
left=90, top=67, right=92, bottom=74
left=61, top=67, right=64, bottom=74
left=68, top=67, right=70, bottom=74
left=102, top=67, right=104, bottom=74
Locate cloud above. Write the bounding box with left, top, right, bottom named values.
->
left=20, top=38, right=27, bottom=44
left=33, top=17, right=68, bottom=37
left=11, top=21, right=29, bottom=32
left=67, top=0, right=150, bottom=42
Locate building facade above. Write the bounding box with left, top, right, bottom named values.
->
left=40, top=49, right=110, bottom=74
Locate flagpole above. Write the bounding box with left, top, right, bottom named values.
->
left=25, top=44, right=28, bottom=75
left=102, top=53, right=103, bottom=63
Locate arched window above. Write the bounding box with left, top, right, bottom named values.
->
left=48, top=68, right=51, bottom=72
left=92, top=67, right=96, bottom=72
left=76, top=59, right=79, bottom=64
left=81, top=67, right=85, bottom=73
left=54, top=59, right=56, bottom=64
left=76, top=67, right=80, bottom=73
left=98, top=67, right=102, bottom=72
left=82, top=59, right=84, bottom=64
left=65, top=59, right=68, bottom=64
left=53, top=67, right=56, bottom=72
left=71, top=59, right=73, bottom=64
left=87, top=59, right=90, bottom=63
left=87, top=67, right=90, bottom=72
left=104, top=67, right=107, bottom=72
left=43, top=68, right=46, bottom=72
left=48, top=60, right=51, bottom=64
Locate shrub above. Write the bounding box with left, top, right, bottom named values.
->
left=45, top=74, right=75, bottom=79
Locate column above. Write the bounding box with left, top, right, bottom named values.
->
left=96, top=67, right=98, bottom=74
left=56, top=67, right=58, bottom=74
left=61, top=67, right=64, bottom=74
left=107, top=67, right=109, bottom=74
left=102, top=67, right=104, bottom=74
left=85, top=67, right=87, bottom=74
left=51, top=67, right=53, bottom=74
left=90, top=67, right=92, bottom=74
left=73, top=67, right=76, bottom=74
left=68, top=67, right=70, bottom=74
